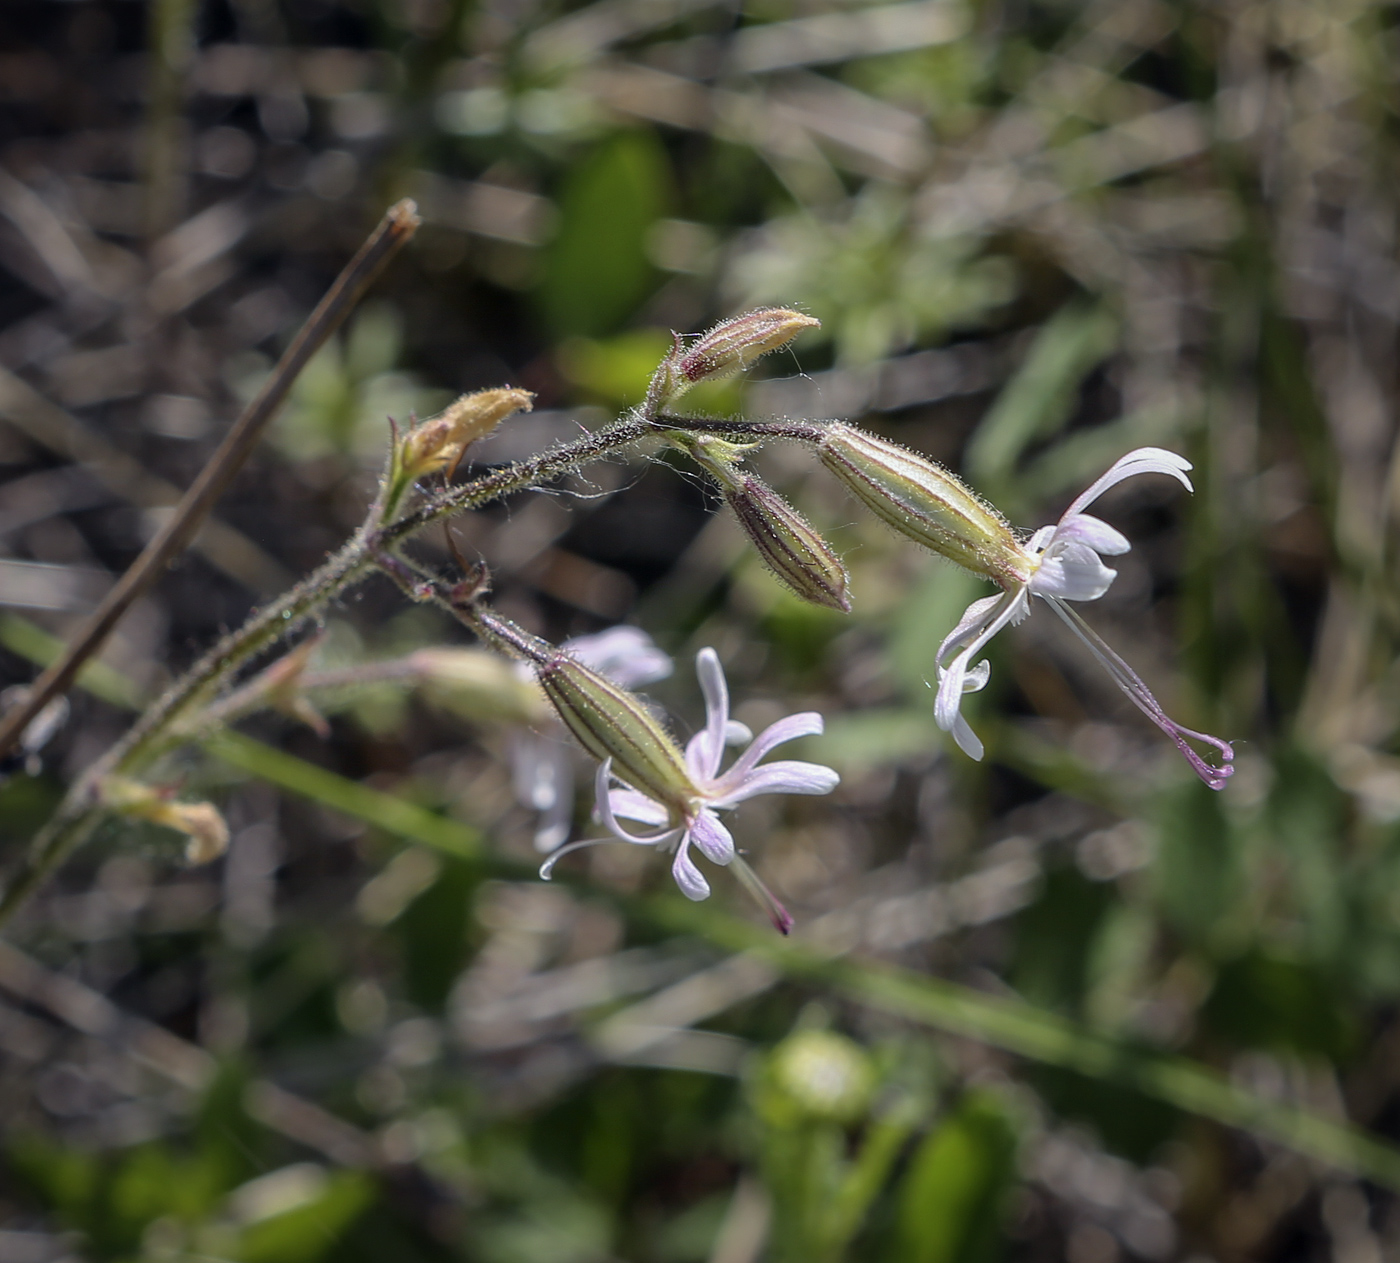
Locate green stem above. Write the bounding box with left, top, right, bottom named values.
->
left=0, top=409, right=704, bottom=924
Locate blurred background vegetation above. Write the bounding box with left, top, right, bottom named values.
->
left=2, top=0, right=1400, bottom=1259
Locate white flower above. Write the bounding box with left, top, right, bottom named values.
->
left=513, top=626, right=673, bottom=852
left=934, top=447, right=1234, bottom=789
left=542, top=648, right=840, bottom=932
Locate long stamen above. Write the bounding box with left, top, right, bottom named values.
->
left=731, top=855, right=794, bottom=935
left=1044, top=598, right=1234, bottom=789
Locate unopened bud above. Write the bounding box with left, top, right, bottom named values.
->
left=396, top=388, right=534, bottom=484
left=730, top=474, right=851, bottom=611
left=819, top=423, right=1027, bottom=586
left=679, top=308, right=820, bottom=385
left=692, top=443, right=850, bottom=611
left=650, top=309, right=820, bottom=407
left=100, top=778, right=230, bottom=865
left=409, top=647, right=548, bottom=726
left=536, top=651, right=695, bottom=812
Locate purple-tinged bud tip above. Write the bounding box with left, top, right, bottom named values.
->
left=677, top=308, right=820, bottom=386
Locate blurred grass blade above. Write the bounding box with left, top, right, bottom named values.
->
left=964, top=300, right=1118, bottom=511
left=15, top=611, right=1400, bottom=1190
left=203, top=729, right=1400, bottom=1191
left=205, top=730, right=481, bottom=863
left=0, top=614, right=143, bottom=710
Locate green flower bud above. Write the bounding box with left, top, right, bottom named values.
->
left=650, top=309, right=820, bottom=407
left=462, top=605, right=696, bottom=811
left=819, top=424, right=1027, bottom=585
left=400, top=388, right=534, bottom=478
left=686, top=437, right=851, bottom=612
left=727, top=474, right=852, bottom=612
left=536, top=652, right=696, bottom=812
left=679, top=308, right=821, bottom=385
left=385, top=388, right=533, bottom=517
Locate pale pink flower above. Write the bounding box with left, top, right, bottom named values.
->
left=542, top=648, right=840, bottom=932
left=513, top=626, right=673, bottom=852
left=935, top=448, right=1234, bottom=789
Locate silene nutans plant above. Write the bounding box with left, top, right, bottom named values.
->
left=0, top=299, right=1231, bottom=936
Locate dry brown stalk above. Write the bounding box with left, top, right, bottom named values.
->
left=0, top=198, right=421, bottom=764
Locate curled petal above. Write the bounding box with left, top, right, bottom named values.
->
left=541, top=837, right=612, bottom=880
left=539, top=830, right=672, bottom=881
left=962, top=660, right=991, bottom=694
left=722, top=712, right=825, bottom=785
left=1064, top=447, right=1193, bottom=520
left=672, top=839, right=712, bottom=901
left=1030, top=540, right=1119, bottom=602
left=711, top=760, right=841, bottom=806
left=935, top=594, right=1007, bottom=668
left=934, top=590, right=1027, bottom=747
left=595, top=761, right=684, bottom=844
left=1054, top=513, right=1130, bottom=556
left=690, top=809, right=735, bottom=865
left=950, top=712, right=984, bottom=760
left=693, top=648, right=730, bottom=781
left=607, top=788, right=671, bottom=827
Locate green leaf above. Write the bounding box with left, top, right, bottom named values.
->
left=236, top=1169, right=375, bottom=1263
left=964, top=300, right=1118, bottom=512
left=539, top=131, right=671, bottom=338
left=892, top=1090, right=1019, bottom=1263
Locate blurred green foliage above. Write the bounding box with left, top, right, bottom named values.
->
left=8, top=0, right=1400, bottom=1260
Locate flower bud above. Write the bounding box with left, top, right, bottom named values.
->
left=678, top=434, right=850, bottom=611
left=819, top=423, right=1027, bottom=585
left=726, top=474, right=852, bottom=612
left=535, top=651, right=695, bottom=812
left=757, top=1029, right=874, bottom=1126
left=679, top=308, right=820, bottom=385
left=396, top=388, right=534, bottom=484
left=409, top=647, right=549, bottom=726
left=100, top=777, right=230, bottom=865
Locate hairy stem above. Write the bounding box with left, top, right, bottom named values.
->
left=1, top=405, right=828, bottom=926
left=0, top=200, right=420, bottom=765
